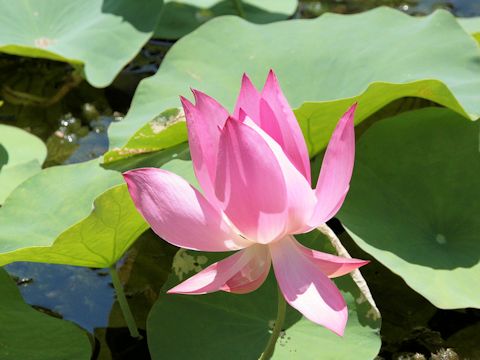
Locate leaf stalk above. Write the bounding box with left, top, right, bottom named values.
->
left=109, top=265, right=142, bottom=339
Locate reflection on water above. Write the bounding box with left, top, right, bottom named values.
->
left=6, top=263, right=114, bottom=332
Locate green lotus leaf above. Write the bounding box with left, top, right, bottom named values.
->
left=109, top=7, right=480, bottom=156
left=0, top=0, right=164, bottom=87
left=0, top=184, right=148, bottom=267
left=104, top=108, right=187, bottom=164
left=147, top=230, right=381, bottom=360
left=0, top=156, right=197, bottom=267
left=0, top=159, right=122, bottom=266
left=458, top=17, right=480, bottom=42
left=0, top=124, right=47, bottom=204
left=0, top=268, right=91, bottom=359
left=338, top=107, right=480, bottom=309
left=155, top=0, right=297, bottom=39
left=0, top=106, right=195, bottom=268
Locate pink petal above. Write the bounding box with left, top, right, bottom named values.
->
left=261, top=70, right=311, bottom=183
left=168, top=245, right=270, bottom=294
left=214, top=117, right=316, bottom=244
left=123, top=168, right=250, bottom=252
left=270, top=236, right=348, bottom=336
left=181, top=90, right=229, bottom=204
left=233, top=73, right=261, bottom=123
left=295, top=241, right=369, bottom=278
left=309, top=103, right=357, bottom=227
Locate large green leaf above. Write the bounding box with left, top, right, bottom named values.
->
left=0, top=159, right=122, bottom=266
left=155, top=0, right=297, bottom=39
left=147, top=231, right=381, bottom=360
left=0, top=184, right=148, bottom=267
left=458, top=17, right=480, bottom=41
left=109, top=7, right=480, bottom=156
left=0, top=124, right=47, bottom=204
left=338, top=107, right=480, bottom=309
left=0, top=156, right=196, bottom=267
left=0, top=0, right=163, bottom=87
left=0, top=268, right=91, bottom=359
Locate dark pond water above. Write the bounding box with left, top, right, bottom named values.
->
left=2, top=1, right=480, bottom=359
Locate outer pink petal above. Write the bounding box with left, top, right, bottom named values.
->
left=270, top=236, right=348, bottom=336
left=261, top=70, right=311, bottom=183
left=181, top=90, right=229, bottom=204
left=295, top=241, right=369, bottom=278
left=168, top=245, right=270, bottom=294
left=309, top=103, right=357, bottom=227
left=214, top=117, right=316, bottom=244
left=123, top=168, right=250, bottom=252
left=233, top=73, right=261, bottom=123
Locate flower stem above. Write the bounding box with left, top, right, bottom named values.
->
left=317, top=223, right=380, bottom=320
left=232, top=0, right=246, bottom=18
left=109, top=265, right=142, bottom=339
left=260, top=284, right=286, bottom=360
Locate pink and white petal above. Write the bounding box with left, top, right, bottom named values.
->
left=222, top=245, right=271, bottom=294
left=270, top=236, right=348, bottom=336
left=261, top=70, right=311, bottom=183
left=181, top=90, right=229, bottom=203
left=168, top=245, right=270, bottom=295
left=309, top=103, right=357, bottom=227
left=258, top=98, right=283, bottom=146
left=123, top=168, right=250, bottom=252
left=214, top=118, right=287, bottom=243
left=243, top=118, right=317, bottom=235
left=233, top=73, right=261, bottom=123
left=214, top=117, right=315, bottom=244
left=295, top=240, right=369, bottom=278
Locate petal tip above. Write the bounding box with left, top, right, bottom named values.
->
left=122, top=168, right=145, bottom=181
left=241, top=72, right=252, bottom=83
left=190, top=88, right=206, bottom=103
left=239, top=72, right=259, bottom=94
left=180, top=95, right=194, bottom=111
left=345, top=102, right=358, bottom=118
left=332, top=325, right=346, bottom=337
left=237, top=107, right=247, bottom=122
left=166, top=287, right=179, bottom=295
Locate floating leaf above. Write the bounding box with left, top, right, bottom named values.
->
left=0, top=0, right=164, bottom=87
left=109, top=8, right=480, bottom=156
left=104, top=108, right=187, bottom=164
left=155, top=0, right=297, bottom=39
left=0, top=124, right=47, bottom=203
left=147, top=230, right=381, bottom=360
left=0, top=268, right=91, bottom=359
left=0, top=184, right=148, bottom=267
left=458, top=17, right=480, bottom=42
left=0, top=159, right=122, bottom=266
left=0, top=157, right=196, bottom=267
left=338, top=107, right=480, bottom=309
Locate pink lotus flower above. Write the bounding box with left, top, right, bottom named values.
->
left=124, top=70, right=367, bottom=336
